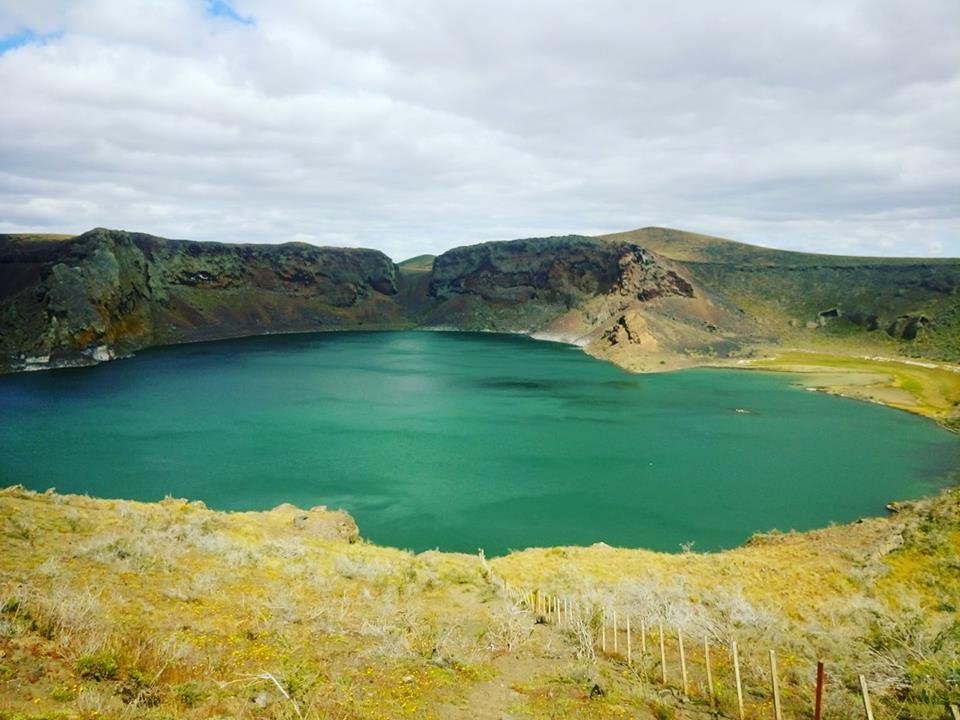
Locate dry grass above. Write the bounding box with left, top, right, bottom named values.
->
left=1, top=485, right=958, bottom=719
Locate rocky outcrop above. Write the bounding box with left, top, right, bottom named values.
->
left=423, top=236, right=701, bottom=332
left=0, top=229, right=404, bottom=371
left=418, top=235, right=750, bottom=368
left=429, top=236, right=695, bottom=308
left=887, top=314, right=930, bottom=340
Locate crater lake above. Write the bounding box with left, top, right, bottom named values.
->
left=2, top=331, right=958, bottom=555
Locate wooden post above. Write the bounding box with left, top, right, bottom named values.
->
left=613, top=610, right=619, bottom=653
left=814, top=661, right=825, bottom=720
left=770, top=650, right=782, bottom=720
left=678, top=628, right=688, bottom=696
left=626, top=615, right=632, bottom=667
left=859, top=675, right=874, bottom=720
left=732, top=640, right=745, bottom=720
left=601, top=610, right=607, bottom=653
left=704, top=636, right=714, bottom=705
left=641, top=618, right=647, bottom=655
left=659, top=621, right=667, bottom=684
left=949, top=704, right=960, bottom=720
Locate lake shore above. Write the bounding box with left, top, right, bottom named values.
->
left=705, top=349, right=960, bottom=431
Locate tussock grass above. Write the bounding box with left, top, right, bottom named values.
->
left=1, top=484, right=958, bottom=719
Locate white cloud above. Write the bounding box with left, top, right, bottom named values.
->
left=0, top=0, right=958, bottom=259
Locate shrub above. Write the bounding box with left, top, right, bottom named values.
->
left=76, top=651, right=119, bottom=681
left=173, top=681, right=207, bottom=708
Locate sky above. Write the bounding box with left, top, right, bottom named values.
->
left=0, top=1, right=957, bottom=260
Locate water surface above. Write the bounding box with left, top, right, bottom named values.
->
left=1, top=331, right=957, bottom=554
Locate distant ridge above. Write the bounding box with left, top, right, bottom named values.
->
left=600, top=226, right=959, bottom=266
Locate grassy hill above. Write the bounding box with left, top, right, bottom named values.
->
left=397, top=254, right=436, bottom=274
left=599, top=227, right=960, bottom=356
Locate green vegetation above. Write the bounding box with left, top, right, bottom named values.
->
left=739, top=350, right=960, bottom=429
left=75, top=653, right=118, bottom=681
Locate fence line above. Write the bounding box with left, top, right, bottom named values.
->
left=484, top=563, right=897, bottom=720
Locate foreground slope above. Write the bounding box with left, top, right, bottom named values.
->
left=1, top=486, right=957, bottom=719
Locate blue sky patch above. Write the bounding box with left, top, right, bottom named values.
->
left=205, top=0, right=254, bottom=25
left=0, top=29, right=61, bottom=55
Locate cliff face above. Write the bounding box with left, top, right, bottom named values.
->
left=420, top=235, right=747, bottom=369
left=0, top=229, right=404, bottom=370
left=4, top=225, right=960, bottom=373
left=428, top=236, right=691, bottom=314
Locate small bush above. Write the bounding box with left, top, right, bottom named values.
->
left=76, top=651, right=119, bottom=681
left=173, top=681, right=207, bottom=708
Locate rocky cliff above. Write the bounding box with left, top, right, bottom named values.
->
left=0, top=228, right=405, bottom=371
left=419, top=235, right=750, bottom=370
left=3, top=226, right=960, bottom=373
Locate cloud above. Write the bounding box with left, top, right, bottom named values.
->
left=0, top=0, right=957, bottom=259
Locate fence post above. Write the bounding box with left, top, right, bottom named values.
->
left=659, top=621, right=667, bottom=685
left=678, top=629, right=688, bottom=696
left=732, top=640, right=744, bottom=720
left=814, top=661, right=825, bottom=720
left=859, top=674, right=875, bottom=720
left=704, top=636, right=714, bottom=706
left=613, top=610, right=619, bottom=653
left=601, top=609, right=607, bottom=653
left=949, top=703, right=960, bottom=720
left=770, top=650, right=782, bottom=720
left=626, top=615, right=632, bottom=667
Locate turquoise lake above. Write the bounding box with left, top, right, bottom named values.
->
left=1, top=331, right=958, bottom=555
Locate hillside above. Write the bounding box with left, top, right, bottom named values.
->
left=601, top=228, right=960, bottom=360
left=1, top=485, right=957, bottom=719
left=4, top=225, right=960, bottom=427
left=5, top=226, right=960, bottom=374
